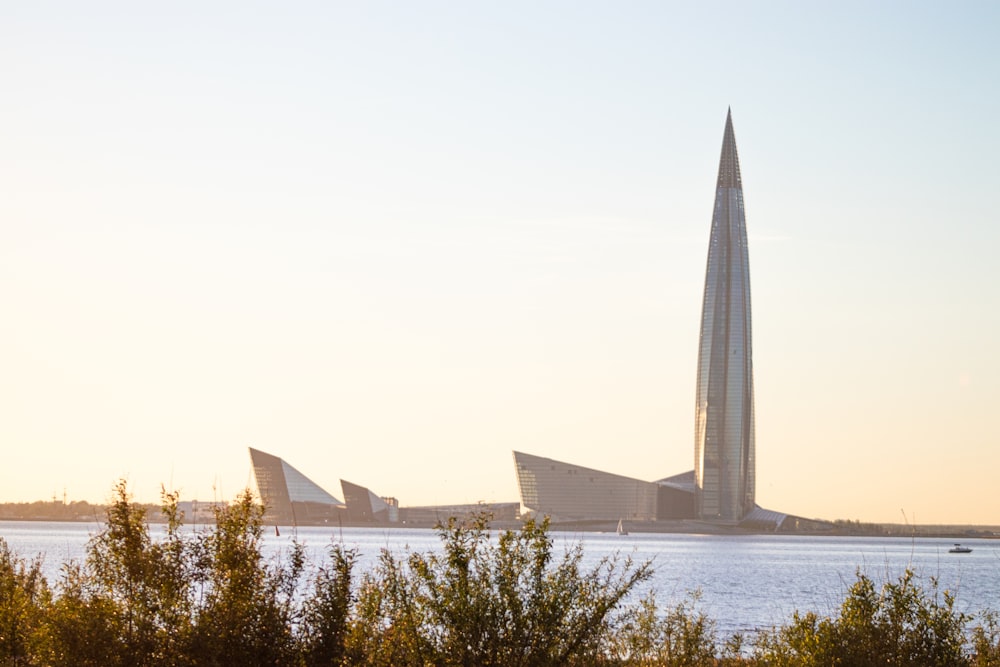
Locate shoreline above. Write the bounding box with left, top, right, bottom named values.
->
left=3, top=514, right=998, bottom=540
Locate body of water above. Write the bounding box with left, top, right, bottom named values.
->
left=3, top=520, right=997, bottom=639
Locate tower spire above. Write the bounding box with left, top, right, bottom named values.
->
left=716, top=108, right=742, bottom=189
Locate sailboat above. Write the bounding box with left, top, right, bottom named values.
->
left=616, top=519, right=628, bottom=536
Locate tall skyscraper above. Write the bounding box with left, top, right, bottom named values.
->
left=694, top=109, right=756, bottom=521
left=511, top=109, right=783, bottom=528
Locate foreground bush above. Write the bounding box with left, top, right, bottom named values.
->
left=752, top=568, right=969, bottom=666
left=0, top=483, right=652, bottom=666
left=0, top=538, right=49, bottom=664
left=2, top=481, right=1000, bottom=666
left=30, top=482, right=308, bottom=667
left=343, top=514, right=652, bottom=666
left=611, top=591, right=728, bottom=666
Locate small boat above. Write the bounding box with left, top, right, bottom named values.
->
left=949, top=543, right=972, bottom=553
left=616, top=519, right=628, bottom=536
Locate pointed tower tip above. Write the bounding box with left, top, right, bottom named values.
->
left=717, top=109, right=742, bottom=189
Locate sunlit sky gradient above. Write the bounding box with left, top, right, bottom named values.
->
left=3, top=2, right=999, bottom=525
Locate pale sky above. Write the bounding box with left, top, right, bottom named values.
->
left=2, top=1, right=998, bottom=525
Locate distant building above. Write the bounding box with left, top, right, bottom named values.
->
left=249, top=447, right=516, bottom=526
left=398, top=502, right=519, bottom=525
left=512, top=452, right=697, bottom=523
left=513, top=110, right=777, bottom=527
left=176, top=500, right=226, bottom=524
left=249, top=447, right=344, bottom=524
left=341, top=479, right=396, bottom=524
left=341, top=477, right=517, bottom=525
left=513, top=451, right=660, bottom=521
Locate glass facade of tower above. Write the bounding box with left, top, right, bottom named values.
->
left=694, top=111, right=756, bottom=521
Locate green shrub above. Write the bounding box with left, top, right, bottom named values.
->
left=344, top=514, right=653, bottom=666
left=0, top=538, right=49, bottom=666
left=30, top=481, right=308, bottom=666
left=612, top=591, right=721, bottom=666
left=40, top=562, right=123, bottom=667
left=752, top=568, right=968, bottom=667
left=29, top=481, right=195, bottom=666
left=185, top=489, right=305, bottom=666
left=300, top=542, right=357, bottom=665
left=970, top=610, right=1000, bottom=667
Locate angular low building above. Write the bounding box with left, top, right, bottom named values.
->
left=513, top=451, right=696, bottom=523
left=655, top=470, right=698, bottom=520
left=250, top=447, right=517, bottom=527
left=341, top=479, right=398, bottom=524
left=249, top=447, right=344, bottom=524
left=397, top=502, right=519, bottom=526
left=513, top=451, right=660, bottom=521
left=341, top=477, right=517, bottom=525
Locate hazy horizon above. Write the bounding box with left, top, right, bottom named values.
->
left=3, top=2, right=998, bottom=525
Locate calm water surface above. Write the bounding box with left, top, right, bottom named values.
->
left=3, top=520, right=998, bottom=638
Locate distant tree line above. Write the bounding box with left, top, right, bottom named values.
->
left=0, top=499, right=159, bottom=522
left=831, top=518, right=998, bottom=539
left=831, top=518, right=891, bottom=536
left=2, top=481, right=1000, bottom=666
